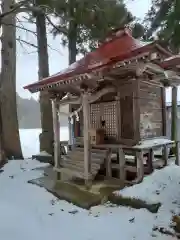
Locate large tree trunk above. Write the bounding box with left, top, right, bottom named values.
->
left=67, top=4, right=77, bottom=148
left=0, top=0, right=23, bottom=159
left=36, top=8, right=54, bottom=155
left=68, top=3, right=77, bottom=65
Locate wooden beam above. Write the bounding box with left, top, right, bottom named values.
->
left=136, top=63, right=147, bottom=76
left=52, top=99, right=60, bottom=173
left=88, top=86, right=116, bottom=104
left=59, top=95, right=81, bottom=106
left=82, top=93, right=91, bottom=187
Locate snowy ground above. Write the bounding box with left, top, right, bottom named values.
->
left=1, top=157, right=180, bottom=240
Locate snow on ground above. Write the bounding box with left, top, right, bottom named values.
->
left=0, top=158, right=179, bottom=240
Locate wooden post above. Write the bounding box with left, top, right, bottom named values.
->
left=68, top=116, right=73, bottom=150
left=118, top=148, right=126, bottom=182
left=161, top=87, right=167, bottom=136
left=105, top=149, right=112, bottom=179
left=135, top=151, right=144, bottom=183
left=171, top=86, right=178, bottom=157
left=115, top=93, right=121, bottom=141
left=52, top=99, right=61, bottom=180
left=82, top=93, right=91, bottom=187
left=147, top=149, right=153, bottom=173
left=171, top=86, right=177, bottom=141
left=175, top=141, right=180, bottom=165
left=163, top=145, right=169, bottom=166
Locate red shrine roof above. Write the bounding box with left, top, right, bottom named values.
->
left=24, top=28, right=172, bottom=93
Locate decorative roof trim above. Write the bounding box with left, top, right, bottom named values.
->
left=29, top=53, right=150, bottom=93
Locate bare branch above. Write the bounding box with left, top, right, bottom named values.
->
left=45, top=15, right=68, bottom=35
left=16, top=37, right=38, bottom=48
left=3, top=19, right=37, bottom=36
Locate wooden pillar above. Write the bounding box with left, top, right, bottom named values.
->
left=105, top=149, right=112, bottom=179
left=161, top=87, right=167, bottom=136
left=147, top=149, right=153, bottom=173
left=175, top=141, right=180, bottom=165
left=171, top=86, right=177, bottom=141
left=75, top=120, right=81, bottom=137
left=115, top=93, right=121, bottom=141
left=118, top=148, right=126, bottom=182
left=52, top=99, right=61, bottom=179
left=82, top=93, right=91, bottom=187
left=171, top=86, right=178, bottom=160
left=135, top=151, right=144, bottom=183
left=163, top=145, right=169, bottom=166
left=68, top=116, right=73, bottom=149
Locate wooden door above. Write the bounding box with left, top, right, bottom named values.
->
left=119, top=82, right=139, bottom=145
left=120, top=94, right=134, bottom=139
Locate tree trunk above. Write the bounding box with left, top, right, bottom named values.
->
left=68, top=2, right=77, bottom=64
left=0, top=0, right=23, bottom=159
left=67, top=4, right=77, bottom=148
left=36, top=8, right=54, bottom=155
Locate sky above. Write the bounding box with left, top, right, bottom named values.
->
left=16, top=0, right=173, bottom=102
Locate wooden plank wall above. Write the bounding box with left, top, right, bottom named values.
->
left=139, top=81, right=163, bottom=139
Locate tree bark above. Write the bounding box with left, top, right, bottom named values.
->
left=67, top=2, right=77, bottom=148
left=36, top=6, right=54, bottom=155
left=0, top=0, right=23, bottom=159
left=68, top=1, right=77, bottom=64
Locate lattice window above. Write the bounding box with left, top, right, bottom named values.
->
left=102, top=102, right=118, bottom=139
left=90, top=101, right=118, bottom=141
left=90, top=104, right=100, bottom=129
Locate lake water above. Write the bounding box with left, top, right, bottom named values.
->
left=19, top=127, right=69, bottom=158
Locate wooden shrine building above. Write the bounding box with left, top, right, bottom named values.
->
left=24, top=28, right=180, bottom=187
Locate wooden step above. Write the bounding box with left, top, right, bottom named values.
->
left=74, top=147, right=108, bottom=154
left=57, top=146, right=107, bottom=180
left=68, top=151, right=107, bottom=160
left=54, top=167, right=93, bottom=179
left=64, top=154, right=105, bottom=165
left=61, top=159, right=100, bottom=170
left=61, top=162, right=100, bottom=175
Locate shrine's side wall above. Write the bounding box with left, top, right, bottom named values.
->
left=139, top=80, right=163, bottom=139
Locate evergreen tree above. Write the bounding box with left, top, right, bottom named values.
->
left=51, top=0, right=144, bottom=64
left=145, top=0, right=180, bottom=53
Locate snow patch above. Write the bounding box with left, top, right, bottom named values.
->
left=0, top=158, right=180, bottom=239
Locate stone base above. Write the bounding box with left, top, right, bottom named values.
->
left=28, top=166, right=125, bottom=209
